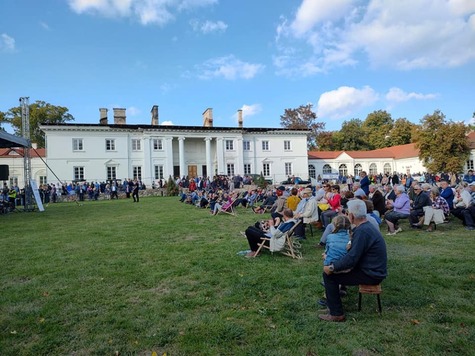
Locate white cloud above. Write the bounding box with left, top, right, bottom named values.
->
left=0, top=33, right=15, bottom=52
left=233, top=104, right=262, bottom=124
left=190, top=19, right=228, bottom=34
left=386, top=87, right=438, bottom=104
left=127, top=106, right=141, bottom=116
left=275, top=0, right=475, bottom=75
left=317, top=86, right=379, bottom=119
left=39, top=22, right=51, bottom=30
left=67, top=0, right=217, bottom=26
left=197, top=55, right=265, bottom=80
left=160, top=120, right=174, bottom=125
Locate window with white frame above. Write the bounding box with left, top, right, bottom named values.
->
left=339, top=164, right=348, bottom=177
left=263, top=163, right=270, bottom=176
left=225, top=140, right=234, bottom=151
left=284, top=140, right=291, bottom=151
left=285, top=162, right=292, bottom=176
left=39, top=176, right=47, bottom=185
left=72, top=138, right=83, bottom=151
left=244, top=163, right=251, bottom=175
left=154, top=165, right=164, bottom=179
left=74, top=166, right=84, bottom=181
left=467, top=160, right=474, bottom=170
left=132, top=139, right=141, bottom=151
left=9, top=177, right=18, bottom=187
left=153, top=139, right=163, bottom=150
left=354, top=164, right=362, bottom=177
left=383, top=163, right=392, bottom=174
left=369, top=163, right=378, bottom=175
left=309, top=164, right=316, bottom=179
left=243, top=141, right=251, bottom=151
left=323, top=164, right=332, bottom=174
left=262, top=141, right=269, bottom=151
left=105, top=139, right=115, bottom=151
left=133, top=166, right=142, bottom=180
left=107, top=166, right=117, bottom=181
left=227, top=163, right=235, bottom=176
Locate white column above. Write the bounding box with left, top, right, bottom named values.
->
left=205, top=137, right=212, bottom=178
left=178, top=136, right=186, bottom=178
left=216, top=137, right=224, bottom=175
left=165, top=137, right=174, bottom=180
left=143, top=137, right=152, bottom=186
left=236, top=137, right=243, bottom=175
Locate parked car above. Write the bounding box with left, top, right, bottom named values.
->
left=249, top=174, right=273, bottom=185
left=280, top=177, right=311, bottom=185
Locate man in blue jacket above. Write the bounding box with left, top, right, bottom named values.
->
left=320, top=199, right=387, bottom=322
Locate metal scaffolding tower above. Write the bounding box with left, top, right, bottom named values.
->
left=20, top=97, right=34, bottom=211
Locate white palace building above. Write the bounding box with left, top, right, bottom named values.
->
left=38, top=106, right=310, bottom=186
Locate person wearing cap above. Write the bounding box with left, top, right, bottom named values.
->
left=463, top=170, right=475, bottom=184
left=409, top=184, right=431, bottom=227
left=320, top=199, right=387, bottom=322
left=292, top=187, right=318, bottom=239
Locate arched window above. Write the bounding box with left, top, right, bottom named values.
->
left=339, top=164, right=348, bottom=177
left=308, top=164, right=316, bottom=179
left=354, top=164, right=362, bottom=177
left=384, top=163, right=392, bottom=174
left=323, top=164, right=332, bottom=174
left=369, top=163, right=378, bottom=175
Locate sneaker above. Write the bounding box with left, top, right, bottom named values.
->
left=395, top=227, right=403, bottom=233
left=239, top=231, right=247, bottom=238
left=386, top=232, right=396, bottom=236
left=465, top=226, right=475, bottom=231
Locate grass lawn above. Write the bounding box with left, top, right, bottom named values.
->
left=1, top=196, right=475, bottom=355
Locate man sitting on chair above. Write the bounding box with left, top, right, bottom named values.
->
left=320, top=199, right=387, bottom=322
left=244, top=208, right=296, bottom=257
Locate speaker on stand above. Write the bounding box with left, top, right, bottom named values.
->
left=0, top=165, right=9, bottom=181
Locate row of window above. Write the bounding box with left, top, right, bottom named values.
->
left=73, top=138, right=161, bottom=152
left=73, top=162, right=293, bottom=182
left=73, top=138, right=292, bottom=152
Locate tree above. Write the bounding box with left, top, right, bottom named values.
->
left=388, top=118, right=417, bottom=146
left=362, top=110, right=394, bottom=149
left=280, top=104, right=325, bottom=150
left=2, top=100, right=74, bottom=148
left=334, top=118, right=371, bottom=151
left=315, top=131, right=338, bottom=151
left=413, top=110, right=470, bottom=173
left=0, top=111, right=5, bottom=131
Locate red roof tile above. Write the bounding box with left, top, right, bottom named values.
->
left=0, top=147, right=46, bottom=158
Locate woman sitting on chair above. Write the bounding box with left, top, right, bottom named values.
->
left=244, top=208, right=297, bottom=257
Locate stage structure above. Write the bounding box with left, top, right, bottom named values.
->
left=20, top=97, right=35, bottom=211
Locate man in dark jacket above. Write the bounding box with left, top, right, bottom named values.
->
left=409, top=184, right=431, bottom=226
left=320, top=199, right=387, bottom=322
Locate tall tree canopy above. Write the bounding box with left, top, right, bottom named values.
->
left=388, top=118, right=416, bottom=146
left=2, top=100, right=74, bottom=148
left=334, top=118, right=372, bottom=151
left=362, top=110, right=394, bottom=149
left=280, top=104, right=325, bottom=150
left=414, top=110, right=470, bottom=173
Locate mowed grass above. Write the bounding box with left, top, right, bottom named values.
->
left=1, top=196, right=475, bottom=355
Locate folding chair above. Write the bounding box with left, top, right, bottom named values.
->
left=255, top=220, right=303, bottom=259
left=216, top=198, right=238, bottom=216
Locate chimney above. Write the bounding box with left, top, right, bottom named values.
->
left=99, top=108, right=108, bottom=125
left=237, top=109, right=243, bottom=128
left=151, top=105, right=159, bottom=126
left=202, top=108, right=213, bottom=127
left=113, top=108, right=126, bottom=125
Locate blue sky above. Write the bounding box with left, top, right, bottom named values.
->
left=1, top=0, right=475, bottom=132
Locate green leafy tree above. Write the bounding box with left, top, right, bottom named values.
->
left=362, top=110, right=394, bottom=149
left=166, top=175, right=179, bottom=196
left=2, top=100, right=74, bottom=148
left=0, top=111, right=5, bottom=131
left=334, top=118, right=371, bottom=151
left=388, top=118, right=417, bottom=146
left=315, top=131, right=339, bottom=151
left=280, top=104, right=325, bottom=150
left=414, top=110, right=470, bottom=173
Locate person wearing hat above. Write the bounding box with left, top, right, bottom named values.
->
left=292, top=187, right=318, bottom=239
